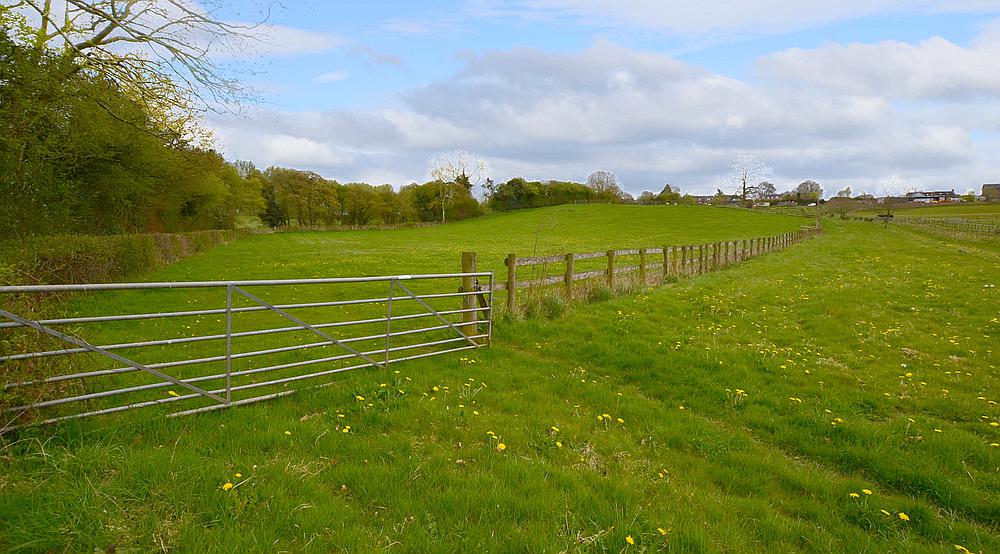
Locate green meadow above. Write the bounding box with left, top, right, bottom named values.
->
left=1, top=206, right=998, bottom=552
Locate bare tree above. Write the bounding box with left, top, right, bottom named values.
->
left=7, top=0, right=267, bottom=140
left=427, top=150, right=489, bottom=223
left=876, top=174, right=903, bottom=220
left=727, top=155, right=771, bottom=207
left=428, top=150, right=490, bottom=191
left=586, top=170, right=622, bottom=201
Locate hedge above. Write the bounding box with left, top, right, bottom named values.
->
left=0, top=229, right=237, bottom=287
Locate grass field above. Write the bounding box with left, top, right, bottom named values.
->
left=1, top=206, right=998, bottom=552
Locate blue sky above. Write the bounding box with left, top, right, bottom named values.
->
left=207, top=1, right=1000, bottom=197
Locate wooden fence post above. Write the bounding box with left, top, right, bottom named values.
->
left=698, top=245, right=705, bottom=274
left=606, top=250, right=616, bottom=290
left=564, top=253, right=574, bottom=301
left=680, top=245, right=688, bottom=275
left=663, top=247, right=671, bottom=278
left=714, top=242, right=721, bottom=269
left=461, top=252, right=478, bottom=338
left=505, top=254, right=517, bottom=313
left=639, top=248, right=647, bottom=288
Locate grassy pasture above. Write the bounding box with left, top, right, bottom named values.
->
left=1, top=207, right=998, bottom=552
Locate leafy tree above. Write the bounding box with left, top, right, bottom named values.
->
left=586, top=170, right=623, bottom=202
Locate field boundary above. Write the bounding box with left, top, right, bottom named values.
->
left=496, top=224, right=822, bottom=312
left=0, top=272, right=493, bottom=433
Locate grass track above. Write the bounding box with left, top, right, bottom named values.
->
left=1, top=209, right=998, bottom=552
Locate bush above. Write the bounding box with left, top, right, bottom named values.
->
left=0, top=230, right=235, bottom=287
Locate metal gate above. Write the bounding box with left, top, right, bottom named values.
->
left=0, top=272, right=493, bottom=433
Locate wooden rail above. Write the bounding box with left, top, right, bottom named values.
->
left=488, top=224, right=822, bottom=312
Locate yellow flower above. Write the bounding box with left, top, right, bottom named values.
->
left=222, top=482, right=234, bottom=491
left=617, top=418, right=625, bottom=424
left=432, top=386, right=440, bottom=392
left=355, top=395, right=365, bottom=401
left=626, top=535, right=634, bottom=545
left=283, top=431, right=291, bottom=436
left=898, top=512, right=910, bottom=522
left=234, top=473, right=242, bottom=478
left=497, top=443, right=506, bottom=451
left=555, top=441, right=563, bottom=448
left=955, top=545, right=972, bottom=553
left=862, top=489, right=872, bottom=495
left=550, top=426, right=560, bottom=433
left=849, top=492, right=860, bottom=498
left=167, top=390, right=180, bottom=397
left=657, top=528, right=667, bottom=535
left=880, top=509, right=891, bottom=516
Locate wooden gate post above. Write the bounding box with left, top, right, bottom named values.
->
left=505, top=254, right=517, bottom=313
left=639, top=248, right=647, bottom=288
left=606, top=250, right=616, bottom=290
left=461, top=252, right=478, bottom=337
left=564, top=253, right=574, bottom=301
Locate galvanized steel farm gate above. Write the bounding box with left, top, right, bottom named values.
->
left=0, top=272, right=494, bottom=433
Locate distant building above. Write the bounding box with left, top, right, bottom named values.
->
left=902, top=190, right=961, bottom=203
left=984, top=184, right=1000, bottom=201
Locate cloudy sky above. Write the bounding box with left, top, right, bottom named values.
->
left=208, top=1, right=1000, bottom=197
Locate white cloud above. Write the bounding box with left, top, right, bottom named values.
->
left=314, top=71, right=350, bottom=83
left=212, top=38, right=1000, bottom=195
left=758, top=32, right=1000, bottom=100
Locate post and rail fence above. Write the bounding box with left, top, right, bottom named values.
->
left=499, top=224, right=821, bottom=313
left=0, top=272, right=493, bottom=433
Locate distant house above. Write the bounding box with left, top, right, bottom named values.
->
left=984, top=184, right=1000, bottom=201
left=903, top=190, right=961, bottom=203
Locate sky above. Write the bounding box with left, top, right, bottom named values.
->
left=204, top=1, right=1000, bottom=197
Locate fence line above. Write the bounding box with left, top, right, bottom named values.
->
left=497, top=224, right=822, bottom=312
left=849, top=215, right=1000, bottom=241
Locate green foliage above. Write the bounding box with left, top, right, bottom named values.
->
left=484, top=177, right=597, bottom=211
left=0, top=230, right=234, bottom=287
left=0, top=28, right=261, bottom=238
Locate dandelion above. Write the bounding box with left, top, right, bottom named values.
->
left=355, top=395, right=365, bottom=401
left=880, top=509, right=891, bottom=516
left=955, top=545, right=972, bottom=553
left=617, top=418, right=625, bottom=424
left=898, top=512, right=910, bottom=522
left=657, top=528, right=668, bottom=536
left=497, top=443, right=506, bottom=451
left=556, top=441, right=563, bottom=448
left=342, top=426, right=351, bottom=433
left=862, top=489, right=872, bottom=495
left=235, top=472, right=242, bottom=478
left=849, top=492, right=860, bottom=498
left=626, top=535, right=634, bottom=545
left=550, top=426, right=560, bottom=433
left=167, top=390, right=180, bottom=397
left=222, top=482, right=234, bottom=491
left=284, top=431, right=291, bottom=436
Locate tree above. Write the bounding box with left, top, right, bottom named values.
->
left=836, top=186, right=853, bottom=198
left=727, top=156, right=771, bottom=207
left=637, top=191, right=657, bottom=205
left=876, top=175, right=902, bottom=220
left=428, top=150, right=490, bottom=192
left=657, top=184, right=683, bottom=204
left=9, top=0, right=260, bottom=125
left=586, top=170, right=623, bottom=202
left=796, top=180, right=823, bottom=199
left=750, top=181, right=777, bottom=203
